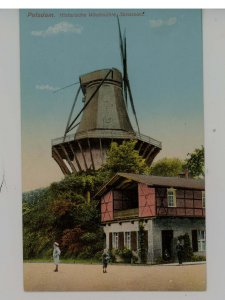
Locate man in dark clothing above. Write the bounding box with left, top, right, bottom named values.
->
left=102, top=249, right=110, bottom=273
left=176, top=240, right=183, bottom=265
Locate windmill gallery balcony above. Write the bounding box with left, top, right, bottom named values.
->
left=51, top=128, right=162, bottom=174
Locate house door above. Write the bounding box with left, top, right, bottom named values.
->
left=162, top=230, right=173, bottom=260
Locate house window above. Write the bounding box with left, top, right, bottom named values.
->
left=124, top=232, right=131, bottom=249
left=202, top=191, right=205, bottom=208
left=197, top=230, right=206, bottom=251
left=167, top=188, right=176, bottom=207
left=112, top=232, right=119, bottom=249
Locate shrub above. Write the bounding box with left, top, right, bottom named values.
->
left=111, top=248, right=133, bottom=263
left=191, top=255, right=206, bottom=262
left=77, top=246, right=94, bottom=259
left=118, top=248, right=132, bottom=262
left=94, top=250, right=103, bottom=261
left=109, top=249, right=116, bottom=263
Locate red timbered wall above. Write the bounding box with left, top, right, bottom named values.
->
left=101, top=184, right=204, bottom=222
left=138, top=183, right=156, bottom=217
left=101, top=191, right=113, bottom=222
left=156, top=188, right=205, bottom=217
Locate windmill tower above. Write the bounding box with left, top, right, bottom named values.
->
left=51, top=19, right=162, bottom=175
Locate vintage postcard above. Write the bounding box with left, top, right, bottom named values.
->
left=20, top=8, right=205, bottom=291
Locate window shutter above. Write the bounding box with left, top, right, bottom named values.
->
left=109, top=232, right=112, bottom=250
left=119, top=232, right=124, bottom=250
left=131, top=231, right=137, bottom=251
left=192, top=230, right=198, bottom=252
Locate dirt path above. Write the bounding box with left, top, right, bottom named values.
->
left=23, top=263, right=206, bottom=291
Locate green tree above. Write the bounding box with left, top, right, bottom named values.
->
left=149, top=157, right=184, bottom=177
left=48, top=175, right=104, bottom=258
left=49, top=172, right=105, bottom=201
left=23, top=173, right=105, bottom=260
left=104, top=140, right=149, bottom=176
left=185, top=146, right=204, bottom=178
left=23, top=188, right=54, bottom=259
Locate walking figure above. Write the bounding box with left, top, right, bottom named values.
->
left=176, top=240, right=183, bottom=265
left=53, top=242, right=61, bottom=272
left=102, top=249, right=110, bottom=273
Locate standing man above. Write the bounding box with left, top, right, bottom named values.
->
left=102, top=249, right=110, bottom=273
left=53, top=242, right=61, bottom=272
left=176, top=240, right=183, bottom=265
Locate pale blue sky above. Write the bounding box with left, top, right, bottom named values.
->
left=20, top=9, right=204, bottom=191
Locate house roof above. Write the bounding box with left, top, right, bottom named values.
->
left=95, top=172, right=205, bottom=197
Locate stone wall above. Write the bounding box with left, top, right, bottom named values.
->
left=152, top=217, right=206, bottom=262
left=102, top=217, right=206, bottom=264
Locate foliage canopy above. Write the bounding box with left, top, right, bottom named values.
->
left=104, top=140, right=149, bottom=176
left=23, top=173, right=104, bottom=260
left=185, top=146, right=204, bottom=178
left=149, top=157, right=184, bottom=177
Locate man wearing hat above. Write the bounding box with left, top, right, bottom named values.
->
left=53, top=242, right=61, bottom=272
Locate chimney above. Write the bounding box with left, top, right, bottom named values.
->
left=179, top=169, right=189, bottom=179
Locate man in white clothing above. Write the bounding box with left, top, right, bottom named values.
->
left=53, top=242, right=61, bottom=272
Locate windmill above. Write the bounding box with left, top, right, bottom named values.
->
left=51, top=18, right=162, bottom=175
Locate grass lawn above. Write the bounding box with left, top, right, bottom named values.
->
left=24, top=258, right=101, bottom=264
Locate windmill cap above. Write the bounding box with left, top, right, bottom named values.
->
left=80, top=68, right=122, bottom=93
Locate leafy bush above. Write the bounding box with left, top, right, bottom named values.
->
left=116, top=248, right=132, bottom=262
left=77, top=246, right=94, bottom=259
left=109, top=249, right=116, bottom=263
left=94, top=250, right=104, bottom=261
left=191, top=255, right=206, bottom=262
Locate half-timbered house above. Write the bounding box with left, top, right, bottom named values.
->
left=96, top=173, right=205, bottom=264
